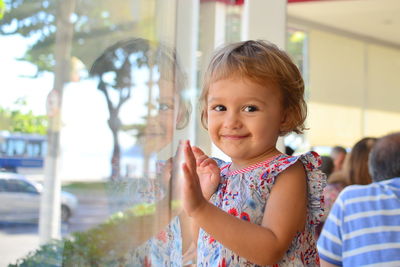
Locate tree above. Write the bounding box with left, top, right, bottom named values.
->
left=90, top=38, right=157, bottom=180
left=0, top=0, right=4, bottom=19
left=0, top=0, right=156, bottom=180
left=0, top=98, right=48, bottom=134
left=0, top=0, right=155, bottom=76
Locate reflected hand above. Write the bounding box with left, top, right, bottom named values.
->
left=191, top=146, right=220, bottom=200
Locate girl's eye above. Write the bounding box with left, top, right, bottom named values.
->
left=243, top=105, right=258, bottom=112
left=158, top=103, right=173, bottom=111
left=213, top=105, right=226, bottom=112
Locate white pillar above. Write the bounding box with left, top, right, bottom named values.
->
left=242, top=0, right=287, bottom=48
left=176, top=0, right=200, bottom=145
left=242, top=0, right=287, bottom=152
left=197, top=1, right=227, bottom=155
left=155, top=0, right=177, bottom=47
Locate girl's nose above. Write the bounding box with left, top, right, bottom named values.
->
left=223, top=111, right=242, bottom=129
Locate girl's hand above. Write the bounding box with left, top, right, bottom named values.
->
left=182, top=140, right=208, bottom=217
left=191, top=146, right=220, bottom=200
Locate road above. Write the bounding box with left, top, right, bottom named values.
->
left=0, top=190, right=111, bottom=267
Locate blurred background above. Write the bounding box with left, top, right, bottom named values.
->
left=0, top=0, right=399, bottom=265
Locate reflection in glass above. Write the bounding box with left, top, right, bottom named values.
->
left=4, top=38, right=192, bottom=266
left=1, top=0, right=194, bottom=265
left=90, top=38, right=189, bottom=181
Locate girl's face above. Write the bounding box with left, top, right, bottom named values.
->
left=207, top=77, right=286, bottom=167
left=142, top=79, right=176, bottom=154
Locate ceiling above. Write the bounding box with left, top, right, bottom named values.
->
left=287, top=0, right=400, bottom=47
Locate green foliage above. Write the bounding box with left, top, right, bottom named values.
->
left=0, top=99, right=48, bottom=135
left=62, top=181, right=107, bottom=191
left=287, top=29, right=307, bottom=74
left=8, top=240, right=64, bottom=267
left=0, top=0, right=5, bottom=20
left=0, top=0, right=156, bottom=76
left=8, top=204, right=159, bottom=267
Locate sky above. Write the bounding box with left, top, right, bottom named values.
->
left=0, top=34, right=148, bottom=181
left=0, top=35, right=51, bottom=114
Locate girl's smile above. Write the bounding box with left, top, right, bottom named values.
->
left=220, top=134, right=250, bottom=140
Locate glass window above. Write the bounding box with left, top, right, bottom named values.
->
left=287, top=28, right=308, bottom=88
left=0, top=180, right=6, bottom=192
left=0, top=0, right=194, bottom=265
left=6, top=139, right=26, bottom=156
left=285, top=28, right=309, bottom=153
left=26, top=141, right=42, bottom=157
left=5, top=179, right=37, bottom=193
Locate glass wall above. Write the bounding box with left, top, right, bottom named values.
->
left=0, top=1, right=307, bottom=265
left=285, top=28, right=310, bottom=153
left=0, top=0, right=195, bottom=265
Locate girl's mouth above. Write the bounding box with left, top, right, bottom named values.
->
left=221, top=134, right=249, bottom=140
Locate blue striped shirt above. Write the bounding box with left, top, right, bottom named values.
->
left=317, top=177, right=400, bottom=267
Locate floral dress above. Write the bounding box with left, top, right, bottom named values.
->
left=197, top=152, right=326, bottom=267
left=122, top=160, right=183, bottom=266
left=126, top=216, right=182, bottom=267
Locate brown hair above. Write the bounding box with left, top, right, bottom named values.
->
left=345, top=137, right=377, bottom=185
left=199, top=40, right=307, bottom=135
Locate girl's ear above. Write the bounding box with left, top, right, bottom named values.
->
left=279, top=110, right=291, bottom=134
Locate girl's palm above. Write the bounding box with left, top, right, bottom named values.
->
left=192, top=146, right=220, bottom=200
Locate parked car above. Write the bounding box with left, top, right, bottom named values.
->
left=0, top=172, right=78, bottom=223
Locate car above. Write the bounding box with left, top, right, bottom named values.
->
left=0, top=172, right=78, bottom=223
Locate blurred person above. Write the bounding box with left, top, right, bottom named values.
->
left=316, top=138, right=377, bottom=238
left=320, top=156, right=334, bottom=177
left=330, top=146, right=346, bottom=172
left=345, top=137, right=377, bottom=185
left=315, top=156, right=341, bottom=239
left=318, top=132, right=400, bottom=266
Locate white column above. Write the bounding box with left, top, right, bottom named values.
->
left=241, top=0, right=287, bottom=48
left=176, top=0, right=200, bottom=145
left=242, top=0, right=287, bottom=152
left=197, top=1, right=227, bottom=155
left=155, top=0, right=177, bottom=47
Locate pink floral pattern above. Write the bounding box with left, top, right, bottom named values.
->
left=197, top=152, right=326, bottom=266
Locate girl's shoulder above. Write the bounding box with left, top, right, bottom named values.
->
left=261, top=151, right=323, bottom=176
left=269, top=152, right=327, bottom=225
left=297, top=151, right=327, bottom=225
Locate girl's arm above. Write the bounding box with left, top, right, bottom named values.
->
left=320, top=259, right=340, bottom=267
left=182, top=141, right=307, bottom=266
left=186, top=145, right=221, bottom=251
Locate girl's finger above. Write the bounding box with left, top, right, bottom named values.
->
left=192, top=146, right=206, bottom=158
left=200, top=158, right=216, bottom=167
left=184, top=140, right=197, bottom=172
left=196, top=155, right=209, bottom=166
left=210, top=164, right=221, bottom=176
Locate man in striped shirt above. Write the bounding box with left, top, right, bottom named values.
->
left=317, top=132, right=400, bottom=267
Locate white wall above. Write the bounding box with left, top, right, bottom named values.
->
left=305, top=30, right=400, bottom=147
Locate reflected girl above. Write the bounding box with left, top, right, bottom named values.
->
left=84, top=38, right=192, bottom=266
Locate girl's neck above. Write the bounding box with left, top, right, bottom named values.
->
left=229, top=147, right=282, bottom=171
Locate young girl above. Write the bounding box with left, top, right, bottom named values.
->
left=182, top=40, right=326, bottom=266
